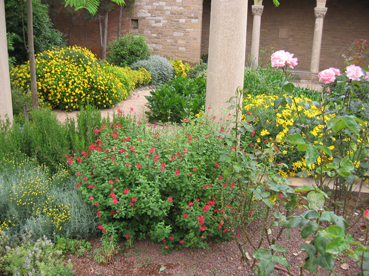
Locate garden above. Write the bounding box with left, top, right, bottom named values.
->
left=1, top=31, right=369, bottom=275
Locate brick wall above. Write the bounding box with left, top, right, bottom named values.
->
left=52, top=0, right=369, bottom=71
left=52, top=1, right=131, bottom=58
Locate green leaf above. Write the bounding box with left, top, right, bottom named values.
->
left=320, top=211, right=334, bottom=223
left=282, top=83, right=295, bottom=94
left=314, top=233, right=332, bottom=255
left=301, top=243, right=316, bottom=257
left=286, top=133, right=305, bottom=145
left=337, top=168, right=351, bottom=177
left=318, top=252, right=335, bottom=270
left=332, top=119, right=347, bottom=134
left=303, top=256, right=319, bottom=272
left=159, top=266, right=166, bottom=272
left=301, top=221, right=319, bottom=239
left=219, top=154, right=231, bottom=163
left=253, top=248, right=272, bottom=260
left=316, top=145, right=332, bottom=157
left=312, top=101, right=321, bottom=108
left=307, top=192, right=325, bottom=211
left=340, top=156, right=354, bottom=171
left=286, top=229, right=291, bottom=239
left=287, top=217, right=302, bottom=228
left=272, top=255, right=290, bottom=268
left=320, top=225, right=345, bottom=238
left=326, top=237, right=350, bottom=254
left=342, top=116, right=359, bottom=134
left=257, top=259, right=275, bottom=276
left=306, top=145, right=319, bottom=166
left=270, top=244, right=287, bottom=253
left=274, top=98, right=285, bottom=109
left=302, top=210, right=319, bottom=219
left=294, top=185, right=315, bottom=193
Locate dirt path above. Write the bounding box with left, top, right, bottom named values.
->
left=52, top=87, right=155, bottom=124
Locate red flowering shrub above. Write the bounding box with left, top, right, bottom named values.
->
left=70, top=116, right=253, bottom=251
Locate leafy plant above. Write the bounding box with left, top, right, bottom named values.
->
left=55, top=235, right=91, bottom=256
left=0, top=231, right=74, bottom=275
left=130, top=55, right=175, bottom=85
left=188, top=62, right=208, bottom=79
left=107, top=34, right=152, bottom=67
left=145, top=76, right=206, bottom=122
left=169, top=58, right=191, bottom=77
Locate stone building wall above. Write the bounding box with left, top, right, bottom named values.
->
left=131, top=0, right=203, bottom=64
left=52, top=0, right=369, bottom=71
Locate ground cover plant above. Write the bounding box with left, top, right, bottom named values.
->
left=10, top=46, right=151, bottom=112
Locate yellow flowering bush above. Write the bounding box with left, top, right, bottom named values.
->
left=122, top=67, right=151, bottom=88
left=10, top=46, right=137, bottom=112
left=169, top=58, right=191, bottom=77
left=242, top=94, right=337, bottom=176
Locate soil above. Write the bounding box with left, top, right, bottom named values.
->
left=53, top=86, right=364, bottom=276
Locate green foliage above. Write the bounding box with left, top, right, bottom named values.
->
left=55, top=235, right=91, bottom=256
left=130, top=55, right=175, bottom=85
left=107, top=34, right=151, bottom=67
left=243, top=66, right=287, bottom=96
left=10, top=46, right=135, bottom=111
left=5, top=0, right=65, bottom=66
left=93, top=228, right=120, bottom=264
left=0, top=232, right=74, bottom=275
left=145, top=76, right=206, bottom=123
left=6, top=32, right=17, bottom=69
left=169, top=58, right=191, bottom=77
left=116, top=67, right=151, bottom=89
left=187, top=62, right=208, bottom=79
left=0, top=157, right=100, bottom=241
left=70, top=116, right=252, bottom=252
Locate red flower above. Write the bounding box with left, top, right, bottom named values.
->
left=110, top=192, right=116, bottom=198
left=165, top=246, right=168, bottom=249
left=124, top=189, right=129, bottom=195
left=175, top=170, right=180, bottom=176
left=193, top=168, right=197, bottom=171
left=125, top=234, right=129, bottom=239
left=97, top=211, right=101, bottom=217
left=223, top=228, right=228, bottom=233
left=215, top=163, right=219, bottom=167
left=180, top=240, right=184, bottom=244
left=98, top=225, right=103, bottom=229
left=183, top=214, right=188, bottom=219
left=111, top=211, right=116, bottom=215
left=102, top=229, right=106, bottom=232
left=250, top=210, right=254, bottom=215
left=200, top=226, right=207, bottom=231
left=113, top=198, right=119, bottom=204
left=189, top=202, right=193, bottom=206
left=136, top=164, right=142, bottom=169
left=167, top=197, right=173, bottom=202
left=169, top=236, right=174, bottom=240
left=76, top=184, right=80, bottom=189
left=203, top=185, right=208, bottom=189
left=130, top=202, right=134, bottom=206
left=126, top=163, right=130, bottom=167
left=95, top=202, right=99, bottom=207
left=132, top=197, right=137, bottom=202
left=89, top=196, right=94, bottom=200
left=163, top=239, right=166, bottom=243
left=365, top=210, right=369, bottom=220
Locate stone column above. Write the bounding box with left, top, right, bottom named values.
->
left=205, top=0, right=248, bottom=120
left=250, top=1, right=264, bottom=68
left=0, top=0, right=13, bottom=124
left=310, top=0, right=327, bottom=74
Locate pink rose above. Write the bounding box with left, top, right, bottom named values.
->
left=364, top=71, right=369, bottom=81
left=329, top=67, right=341, bottom=76
left=318, top=68, right=336, bottom=84
left=346, top=64, right=364, bottom=81
left=271, top=50, right=287, bottom=68
left=285, top=52, right=298, bottom=69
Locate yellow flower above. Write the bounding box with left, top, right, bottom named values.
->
left=260, top=129, right=270, bottom=136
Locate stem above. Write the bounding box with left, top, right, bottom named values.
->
left=361, top=222, right=369, bottom=274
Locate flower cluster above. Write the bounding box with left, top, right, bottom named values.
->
left=271, top=50, right=298, bottom=69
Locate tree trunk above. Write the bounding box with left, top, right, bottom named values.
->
left=102, top=1, right=109, bottom=60
left=98, top=13, right=103, bottom=58
left=27, top=0, right=39, bottom=109
left=117, top=5, right=123, bottom=37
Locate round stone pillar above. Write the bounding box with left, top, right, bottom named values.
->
left=250, top=3, right=264, bottom=69
left=205, top=0, right=248, bottom=120
left=310, top=5, right=327, bottom=73
left=0, top=0, right=13, bottom=124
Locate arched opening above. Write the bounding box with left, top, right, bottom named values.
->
left=200, top=0, right=211, bottom=61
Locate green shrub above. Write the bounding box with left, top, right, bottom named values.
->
left=70, top=118, right=256, bottom=252
left=0, top=232, right=73, bottom=276
left=145, top=76, right=206, bottom=122
left=169, top=58, right=191, bottom=77
left=188, top=62, right=208, bottom=79
left=243, top=66, right=288, bottom=96
left=107, top=34, right=151, bottom=67
left=130, top=55, right=175, bottom=85
left=120, top=67, right=151, bottom=88
left=10, top=46, right=134, bottom=111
